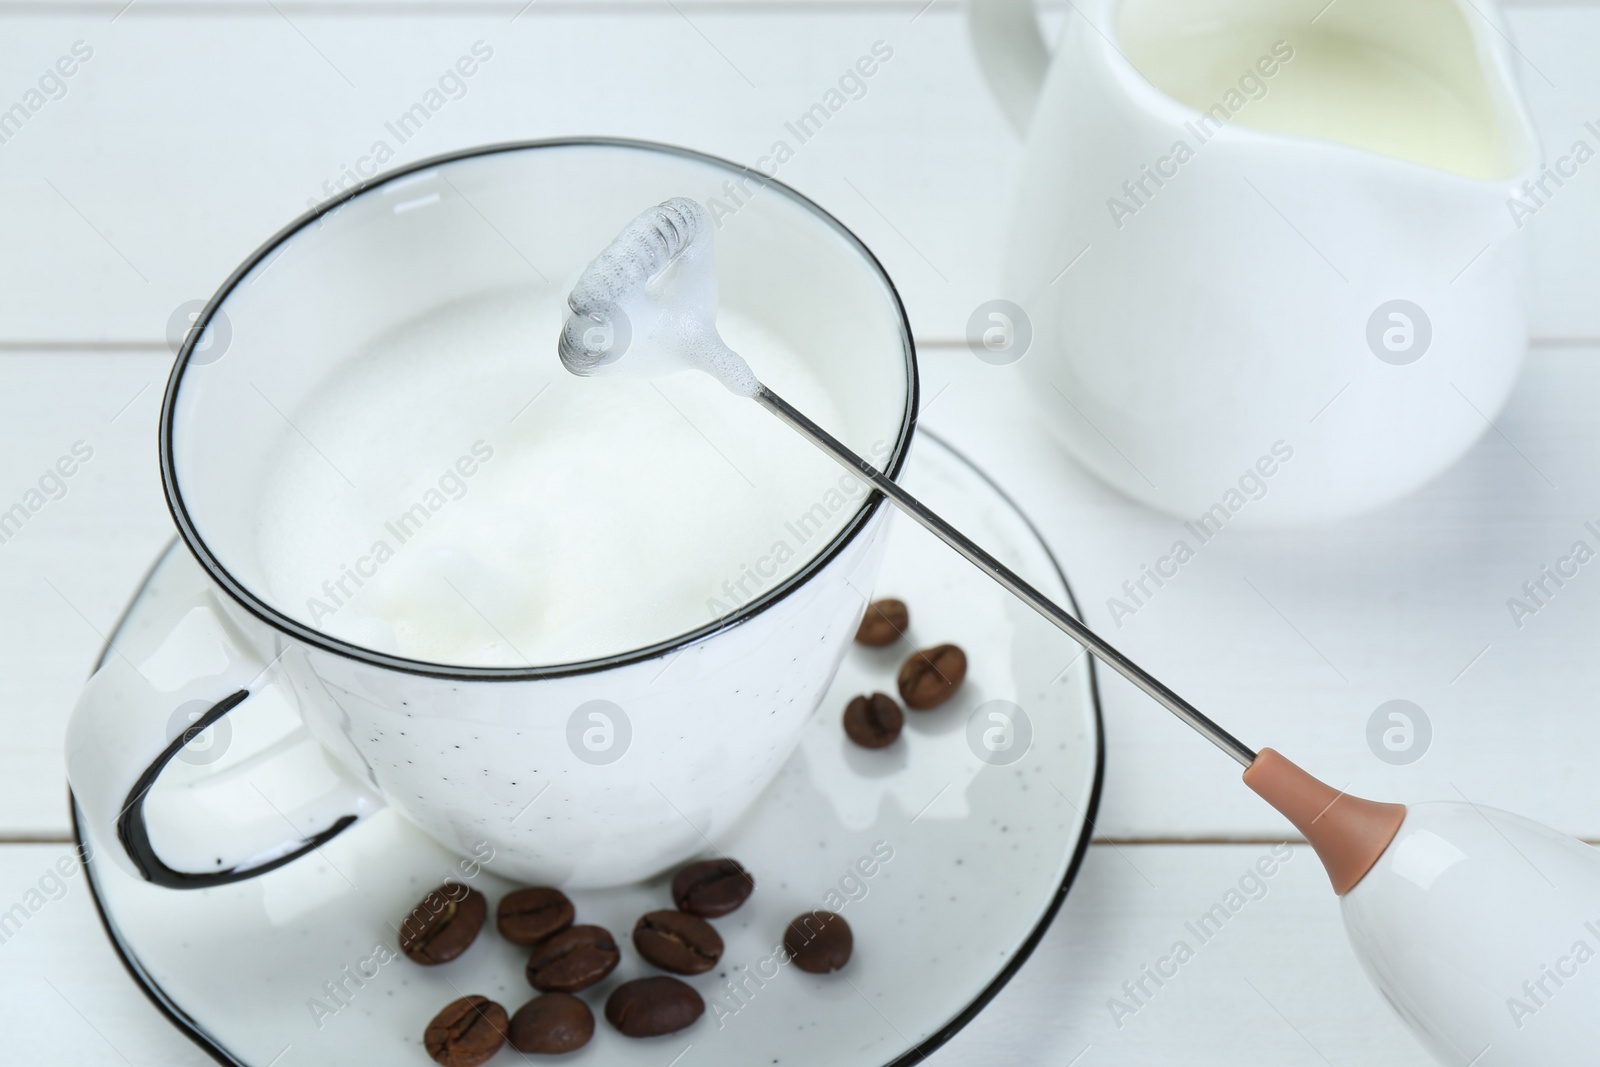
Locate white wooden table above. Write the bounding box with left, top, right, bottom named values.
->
left=3, top=1, right=1597, bottom=1063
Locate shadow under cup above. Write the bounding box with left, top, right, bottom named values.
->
left=158, top=140, right=918, bottom=887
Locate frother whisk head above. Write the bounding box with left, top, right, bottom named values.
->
left=557, top=197, right=758, bottom=395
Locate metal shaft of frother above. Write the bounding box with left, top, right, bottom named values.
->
left=755, top=386, right=1258, bottom=768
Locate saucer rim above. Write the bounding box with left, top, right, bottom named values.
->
left=70, top=431, right=1107, bottom=1067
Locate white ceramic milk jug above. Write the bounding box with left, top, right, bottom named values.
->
left=969, top=0, right=1542, bottom=524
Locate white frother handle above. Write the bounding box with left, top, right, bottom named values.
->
left=65, top=590, right=384, bottom=889
left=967, top=0, right=1051, bottom=135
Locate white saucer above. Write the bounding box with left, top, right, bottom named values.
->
left=74, top=432, right=1103, bottom=1067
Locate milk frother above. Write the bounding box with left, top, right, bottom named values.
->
left=561, top=198, right=1600, bottom=1066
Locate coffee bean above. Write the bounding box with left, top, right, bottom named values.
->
left=605, top=977, right=704, bottom=1038
left=843, top=692, right=904, bottom=748
left=497, top=887, right=575, bottom=946
left=784, top=910, right=853, bottom=974
left=508, top=993, right=593, bottom=1055
left=633, top=910, right=723, bottom=975
left=399, top=883, right=487, bottom=965
left=423, top=995, right=508, bottom=1067
left=855, top=598, right=909, bottom=646
left=525, top=924, right=621, bottom=992
left=897, top=643, right=967, bottom=710
left=671, top=857, right=754, bottom=917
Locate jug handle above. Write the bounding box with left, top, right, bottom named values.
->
left=967, top=0, right=1050, bottom=136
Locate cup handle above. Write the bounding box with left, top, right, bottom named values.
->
left=66, top=595, right=384, bottom=889
left=967, top=0, right=1051, bottom=136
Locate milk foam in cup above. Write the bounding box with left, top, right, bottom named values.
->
left=254, top=283, right=853, bottom=669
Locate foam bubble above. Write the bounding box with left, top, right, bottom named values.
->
left=559, top=198, right=760, bottom=397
